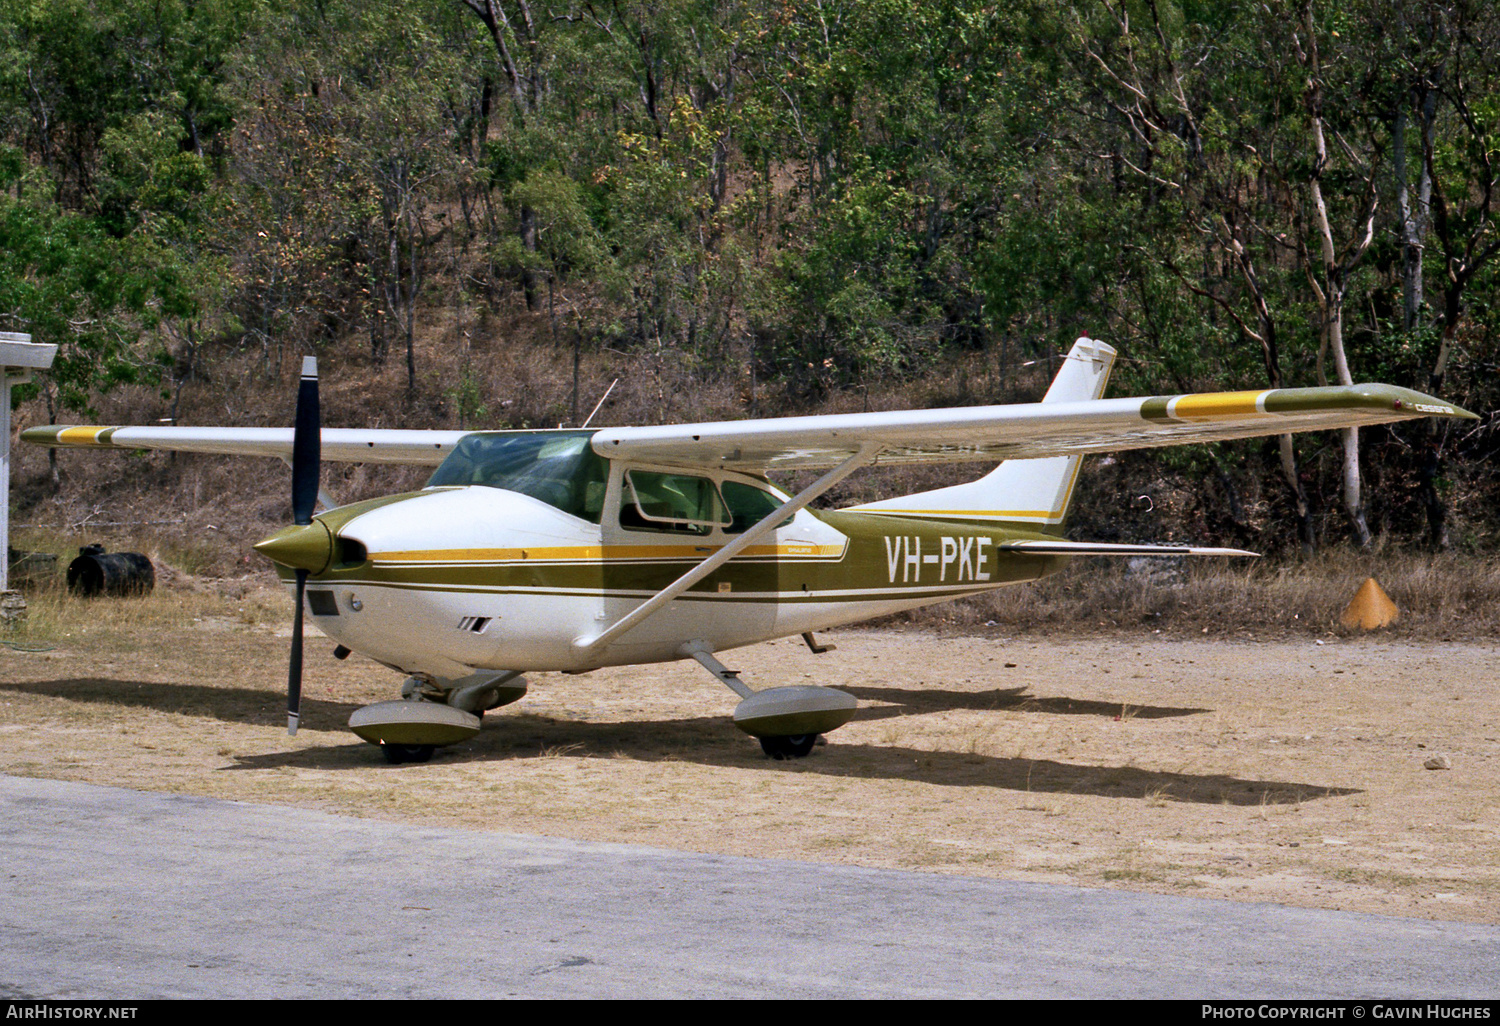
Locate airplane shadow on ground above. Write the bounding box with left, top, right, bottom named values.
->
left=841, top=684, right=1209, bottom=721
left=6, top=677, right=1355, bottom=805
left=0, top=677, right=366, bottom=728
left=226, top=711, right=1357, bottom=807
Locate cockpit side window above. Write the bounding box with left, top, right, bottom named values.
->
left=619, top=470, right=731, bottom=535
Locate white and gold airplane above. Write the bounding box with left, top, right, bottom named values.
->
left=23, top=339, right=1475, bottom=762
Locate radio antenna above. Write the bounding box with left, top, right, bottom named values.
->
left=580, top=378, right=619, bottom=428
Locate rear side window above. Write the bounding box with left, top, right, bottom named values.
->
left=721, top=481, right=790, bottom=533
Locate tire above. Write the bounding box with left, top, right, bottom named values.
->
left=759, top=734, right=818, bottom=760
left=382, top=744, right=436, bottom=765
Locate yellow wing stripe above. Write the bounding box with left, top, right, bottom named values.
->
left=56, top=426, right=116, bottom=445
left=1166, top=391, right=1270, bottom=420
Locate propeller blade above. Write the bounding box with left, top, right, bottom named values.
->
left=287, top=356, right=318, bottom=736
left=288, top=568, right=306, bottom=735
left=291, top=355, right=321, bottom=526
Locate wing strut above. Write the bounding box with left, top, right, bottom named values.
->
left=572, top=444, right=883, bottom=659
left=280, top=457, right=337, bottom=512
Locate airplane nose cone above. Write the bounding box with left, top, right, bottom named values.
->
left=254, top=521, right=334, bottom=573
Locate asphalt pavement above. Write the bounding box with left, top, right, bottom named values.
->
left=2, top=774, right=1497, bottom=999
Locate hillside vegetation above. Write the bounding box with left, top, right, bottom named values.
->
left=4, top=0, right=1500, bottom=569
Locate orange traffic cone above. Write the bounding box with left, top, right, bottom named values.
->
left=1340, top=577, right=1399, bottom=630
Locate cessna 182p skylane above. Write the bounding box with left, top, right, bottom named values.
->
left=23, top=338, right=1476, bottom=763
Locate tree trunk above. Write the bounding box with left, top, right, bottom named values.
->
left=1277, top=436, right=1317, bottom=558
left=1401, top=90, right=1451, bottom=550
left=1301, top=0, right=1376, bottom=549
left=44, top=385, right=59, bottom=491
left=1395, top=106, right=1424, bottom=332
left=1323, top=278, right=1372, bottom=549
left=520, top=205, right=538, bottom=310
left=405, top=202, right=419, bottom=399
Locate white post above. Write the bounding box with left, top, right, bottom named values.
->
left=1, top=355, right=9, bottom=595
left=1, top=357, right=9, bottom=595
left=0, top=332, right=57, bottom=615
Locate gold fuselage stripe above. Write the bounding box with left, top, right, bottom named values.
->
left=859, top=508, right=1060, bottom=519
left=372, top=542, right=846, bottom=563
left=854, top=452, right=1084, bottom=523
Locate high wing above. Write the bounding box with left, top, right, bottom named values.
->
left=592, top=381, right=1477, bottom=472
left=23, top=343, right=1476, bottom=473
left=20, top=425, right=473, bottom=465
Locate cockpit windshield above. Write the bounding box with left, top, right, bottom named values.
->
left=425, top=430, right=609, bottom=523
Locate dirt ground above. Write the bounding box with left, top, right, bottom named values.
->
left=2, top=589, right=1497, bottom=925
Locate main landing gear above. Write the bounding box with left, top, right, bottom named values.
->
left=679, top=641, right=857, bottom=760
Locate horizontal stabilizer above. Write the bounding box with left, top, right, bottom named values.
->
left=997, top=540, right=1258, bottom=557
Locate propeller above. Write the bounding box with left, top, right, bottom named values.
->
left=287, top=355, right=321, bottom=735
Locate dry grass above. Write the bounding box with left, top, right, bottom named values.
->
left=6, top=588, right=1497, bottom=924
left=911, top=549, right=1500, bottom=640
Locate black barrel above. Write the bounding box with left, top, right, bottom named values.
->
left=67, top=545, right=155, bottom=597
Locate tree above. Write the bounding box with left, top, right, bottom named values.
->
left=1290, top=0, right=1384, bottom=549
left=1065, top=0, right=1323, bottom=551
left=1396, top=0, right=1500, bottom=548
left=0, top=154, right=189, bottom=480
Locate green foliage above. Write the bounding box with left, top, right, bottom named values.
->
left=444, top=369, right=489, bottom=429
left=501, top=169, right=605, bottom=278
left=2, top=0, right=1499, bottom=546
left=0, top=164, right=168, bottom=413
left=0, top=0, right=261, bottom=413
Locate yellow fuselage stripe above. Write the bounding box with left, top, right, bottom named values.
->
left=862, top=509, right=1061, bottom=519
left=373, top=542, right=844, bottom=563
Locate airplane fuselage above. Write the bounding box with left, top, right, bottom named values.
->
left=280, top=466, right=1067, bottom=682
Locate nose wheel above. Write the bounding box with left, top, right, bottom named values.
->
left=759, top=734, right=819, bottom=760
left=350, top=700, right=481, bottom=765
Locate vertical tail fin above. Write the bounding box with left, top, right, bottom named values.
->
left=847, top=338, right=1115, bottom=530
